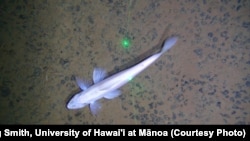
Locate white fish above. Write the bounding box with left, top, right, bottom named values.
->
left=67, top=37, right=178, bottom=115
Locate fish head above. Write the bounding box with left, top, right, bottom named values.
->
left=66, top=93, right=88, bottom=109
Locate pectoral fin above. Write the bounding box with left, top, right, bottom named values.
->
left=104, top=90, right=121, bottom=99
left=89, top=101, right=102, bottom=115
left=75, top=77, right=90, bottom=91
left=93, top=68, right=107, bottom=84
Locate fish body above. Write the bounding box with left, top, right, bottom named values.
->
left=67, top=37, right=178, bottom=115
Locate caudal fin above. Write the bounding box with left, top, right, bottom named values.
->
left=161, top=36, right=178, bottom=53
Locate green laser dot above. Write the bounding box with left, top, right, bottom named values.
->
left=122, top=38, right=131, bottom=49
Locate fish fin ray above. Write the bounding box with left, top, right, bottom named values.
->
left=104, top=90, right=121, bottom=99
left=93, top=67, right=107, bottom=84
left=75, top=77, right=91, bottom=90
left=89, top=101, right=102, bottom=115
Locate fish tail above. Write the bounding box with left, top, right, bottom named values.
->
left=161, top=36, right=178, bottom=53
